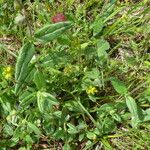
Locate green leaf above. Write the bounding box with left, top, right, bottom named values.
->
left=9, top=137, right=19, bottom=147
left=79, top=133, right=85, bottom=142
left=37, top=92, right=44, bottom=113
left=18, top=147, right=26, bottom=150
left=27, top=122, right=41, bottom=135
left=97, top=38, right=110, bottom=58
left=63, top=143, right=71, bottom=150
left=101, top=138, right=113, bottom=150
left=125, top=96, right=140, bottom=127
left=3, top=124, right=14, bottom=136
left=57, top=35, right=71, bottom=45
left=112, top=114, right=122, bottom=122
left=15, top=66, right=35, bottom=95
left=37, top=91, right=59, bottom=113
left=86, top=132, right=96, bottom=140
left=35, top=22, right=71, bottom=37
left=102, top=118, right=116, bottom=134
left=142, top=108, right=150, bottom=122
left=33, top=70, right=46, bottom=90
left=0, top=148, right=6, bottom=150
left=110, top=77, right=128, bottom=95
left=15, top=42, right=35, bottom=81
left=67, top=123, right=78, bottom=134
left=53, top=129, right=65, bottom=140
left=20, top=92, right=36, bottom=107
left=64, top=101, right=83, bottom=113
left=24, top=135, right=33, bottom=145
left=99, top=103, right=115, bottom=112
left=34, top=21, right=72, bottom=43
left=84, top=68, right=100, bottom=79
left=92, top=18, right=104, bottom=36
left=15, top=42, right=35, bottom=95
left=83, top=140, right=96, bottom=150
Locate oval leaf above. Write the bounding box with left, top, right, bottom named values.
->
left=110, top=77, right=127, bottom=95
left=33, top=70, right=46, bottom=90
left=125, top=96, right=140, bottom=127
left=97, top=39, right=110, bottom=58
left=37, top=91, right=59, bottom=113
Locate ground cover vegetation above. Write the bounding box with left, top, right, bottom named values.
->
left=0, top=0, right=150, bottom=149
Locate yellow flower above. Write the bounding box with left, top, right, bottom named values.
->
left=86, top=86, right=98, bottom=95
left=4, top=73, right=12, bottom=80
left=2, top=66, right=13, bottom=80
left=63, top=65, right=73, bottom=75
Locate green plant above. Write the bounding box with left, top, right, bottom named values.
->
left=0, top=0, right=150, bottom=149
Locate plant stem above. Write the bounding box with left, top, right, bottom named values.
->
left=77, top=100, right=100, bottom=129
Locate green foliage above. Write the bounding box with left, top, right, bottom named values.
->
left=15, top=42, right=35, bottom=95
left=34, top=21, right=72, bottom=43
left=37, top=91, right=59, bottom=113
left=97, top=38, right=110, bottom=59
left=110, top=77, right=128, bottom=95
left=125, top=96, right=141, bottom=127
left=33, top=70, right=46, bottom=90
left=0, top=0, right=150, bottom=149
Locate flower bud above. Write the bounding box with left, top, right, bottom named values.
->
left=51, top=13, right=66, bottom=23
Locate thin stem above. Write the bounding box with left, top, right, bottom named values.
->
left=62, top=89, right=101, bottom=130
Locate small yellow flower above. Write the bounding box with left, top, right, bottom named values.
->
left=6, top=66, right=12, bottom=72
left=86, top=86, right=98, bottom=95
left=2, top=66, right=13, bottom=80
left=4, top=73, right=12, bottom=80
left=63, top=65, right=73, bottom=75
